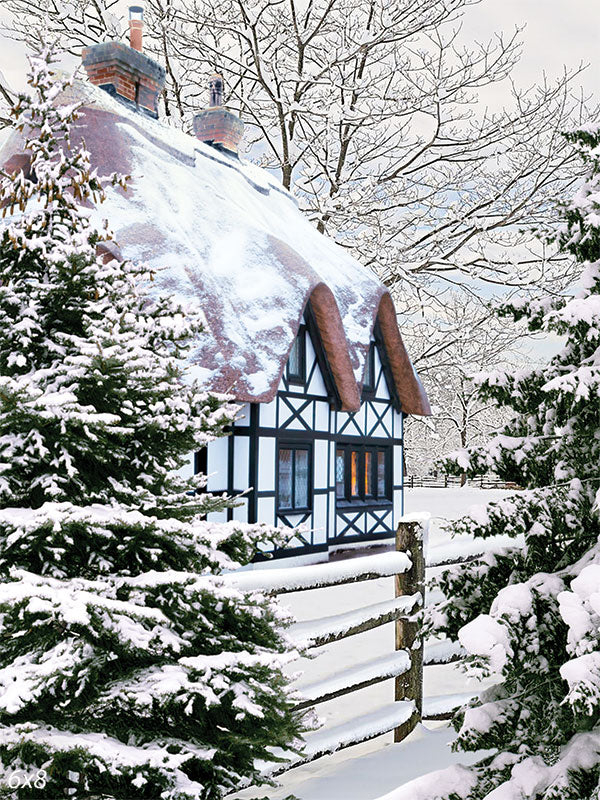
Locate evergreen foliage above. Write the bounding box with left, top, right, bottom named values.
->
left=428, top=121, right=600, bottom=798
left=0, top=49, right=305, bottom=799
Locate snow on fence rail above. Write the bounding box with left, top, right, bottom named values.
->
left=289, top=592, right=421, bottom=648
left=264, top=701, right=417, bottom=776
left=225, top=550, right=411, bottom=594
left=420, top=531, right=526, bottom=720
left=241, top=517, right=429, bottom=776
left=426, top=532, right=524, bottom=568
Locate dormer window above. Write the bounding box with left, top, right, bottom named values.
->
left=363, top=341, right=375, bottom=393
left=287, top=325, right=306, bottom=385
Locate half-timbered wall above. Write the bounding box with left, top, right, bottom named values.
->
left=203, top=305, right=404, bottom=557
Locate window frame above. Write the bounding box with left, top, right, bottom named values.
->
left=362, top=341, right=376, bottom=395
left=335, top=443, right=392, bottom=507
left=286, top=324, right=307, bottom=385
left=276, top=440, right=313, bottom=513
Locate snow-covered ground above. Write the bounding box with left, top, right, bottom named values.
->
left=227, top=487, right=511, bottom=800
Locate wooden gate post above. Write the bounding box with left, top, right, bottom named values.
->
left=394, top=519, right=425, bottom=742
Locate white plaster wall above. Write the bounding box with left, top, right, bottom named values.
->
left=314, top=400, right=329, bottom=432
left=314, top=439, right=328, bottom=488
left=383, top=407, right=393, bottom=436
left=259, top=397, right=277, bottom=428
left=336, top=412, right=349, bottom=433
left=394, top=488, right=403, bottom=520
left=306, top=336, right=328, bottom=396
left=257, top=496, right=276, bottom=525
left=328, top=489, right=336, bottom=538
left=232, top=497, right=248, bottom=522
left=234, top=403, right=251, bottom=426
left=375, top=349, right=391, bottom=400
left=233, top=436, right=250, bottom=491
left=281, top=415, right=307, bottom=431
left=207, top=509, right=228, bottom=524
left=177, top=452, right=195, bottom=481
left=313, top=494, right=328, bottom=545
left=366, top=404, right=379, bottom=436
left=329, top=440, right=336, bottom=483
left=257, top=438, right=276, bottom=491
left=394, top=410, right=403, bottom=439
left=394, top=443, right=403, bottom=487
left=207, top=437, right=228, bottom=491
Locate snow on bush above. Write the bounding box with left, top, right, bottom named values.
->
left=0, top=47, right=308, bottom=800
left=426, top=120, right=600, bottom=799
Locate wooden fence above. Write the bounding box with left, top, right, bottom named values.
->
left=227, top=519, right=428, bottom=775
left=225, top=516, right=488, bottom=784
left=405, top=474, right=522, bottom=490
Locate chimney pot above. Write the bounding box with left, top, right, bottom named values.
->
left=129, top=5, right=144, bottom=52
left=193, top=73, right=244, bottom=155
left=209, top=74, right=224, bottom=107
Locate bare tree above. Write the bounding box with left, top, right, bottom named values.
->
left=403, top=293, right=521, bottom=476
left=2, top=0, right=595, bottom=386
left=0, top=68, right=15, bottom=128
left=2, top=0, right=122, bottom=52
left=138, top=0, right=593, bottom=298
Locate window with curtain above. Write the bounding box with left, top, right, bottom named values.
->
left=278, top=443, right=312, bottom=511
left=335, top=444, right=391, bottom=504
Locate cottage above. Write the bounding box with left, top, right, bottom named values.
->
left=0, top=8, right=430, bottom=559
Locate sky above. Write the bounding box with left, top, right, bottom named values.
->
left=0, top=0, right=599, bottom=96
left=0, top=0, right=597, bottom=364
left=463, top=0, right=600, bottom=93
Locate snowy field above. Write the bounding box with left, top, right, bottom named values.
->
left=227, top=487, right=511, bottom=800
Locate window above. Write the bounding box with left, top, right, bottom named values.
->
left=351, top=450, right=359, bottom=497
left=278, top=443, right=312, bottom=511
left=336, top=448, right=345, bottom=498
left=365, top=451, right=373, bottom=497
left=362, top=342, right=375, bottom=393
left=287, top=326, right=306, bottom=384
left=335, top=444, right=391, bottom=504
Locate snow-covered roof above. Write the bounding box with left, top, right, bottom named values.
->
left=0, top=79, right=430, bottom=415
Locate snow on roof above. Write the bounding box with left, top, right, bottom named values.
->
left=0, top=79, right=430, bottom=415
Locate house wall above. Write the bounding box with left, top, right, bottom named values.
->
left=203, top=311, right=404, bottom=556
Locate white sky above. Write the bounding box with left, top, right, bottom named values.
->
left=0, top=0, right=596, bottom=363
left=0, top=0, right=599, bottom=96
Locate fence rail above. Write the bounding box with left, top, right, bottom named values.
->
left=420, top=533, right=524, bottom=719
left=236, top=519, right=427, bottom=776
left=235, top=515, right=502, bottom=782
left=405, top=474, right=522, bottom=490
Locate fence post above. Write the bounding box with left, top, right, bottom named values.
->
left=394, top=519, right=425, bottom=743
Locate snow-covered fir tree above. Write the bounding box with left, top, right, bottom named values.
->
left=0, top=48, right=306, bottom=800
left=428, top=123, right=600, bottom=799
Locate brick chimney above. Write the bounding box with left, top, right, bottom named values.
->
left=193, top=74, right=244, bottom=155
left=82, top=5, right=165, bottom=119
left=129, top=6, right=144, bottom=52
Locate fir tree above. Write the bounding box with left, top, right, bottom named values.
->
left=0, top=48, right=305, bottom=799
left=428, top=122, right=600, bottom=799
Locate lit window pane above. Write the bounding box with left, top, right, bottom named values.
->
left=377, top=451, right=386, bottom=496
left=295, top=449, right=309, bottom=507
left=336, top=449, right=345, bottom=498
left=279, top=449, right=292, bottom=508
left=365, top=451, right=373, bottom=496
left=351, top=451, right=359, bottom=496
